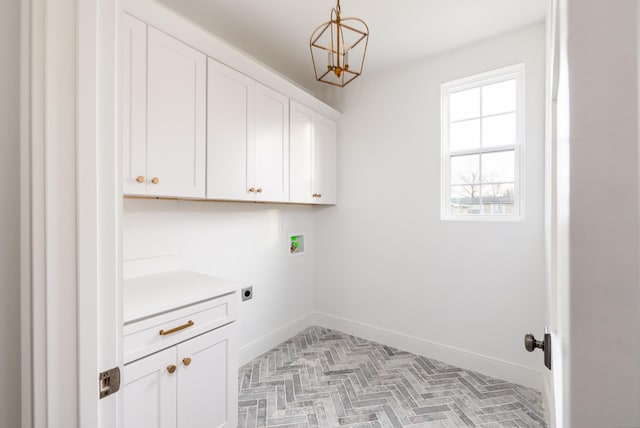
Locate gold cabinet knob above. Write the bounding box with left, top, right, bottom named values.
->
left=249, top=187, right=256, bottom=193
left=182, top=357, right=192, bottom=366
left=312, top=193, right=320, bottom=198
left=151, top=177, right=160, bottom=184
left=136, top=176, right=145, bottom=183
left=167, top=365, right=176, bottom=374
left=256, top=187, right=263, bottom=193
left=318, top=193, right=322, bottom=198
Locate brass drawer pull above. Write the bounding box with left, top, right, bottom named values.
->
left=249, top=187, right=256, bottom=193
left=183, top=357, right=192, bottom=366
left=136, top=176, right=145, bottom=183
left=167, top=365, right=176, bottom=374
left=151, top=177, right=160, bottom=184
left=256, top=187, right=263, bottom=193
left=159, top=320, right=194, bottom=336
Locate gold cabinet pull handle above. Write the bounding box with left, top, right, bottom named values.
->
left=159, top=320, right=194, bottom=336
left=256, top=187, right=263, bottom=193
left=136, top=176, right=145, bottom=183
left=151, top=177, right=160, bottom=184
left=182, top=357, right=192, bottom=366
left=249, top=187, right=256, bottom=193
left=167, top=365, right=176, bottom=374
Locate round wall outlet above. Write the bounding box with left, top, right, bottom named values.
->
left=241, top=286, right=253, bottom=301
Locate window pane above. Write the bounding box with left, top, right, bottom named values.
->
left=482, top=79, right=516, bottom=116
left=481, top=183, right=515, bottom=215
left=450, top=119, right=480, bottom=151
left=481, top=150, right=514, bottom=183
left=482, top=113, right=516, bottom=148
left=451, top=185, right=480, bottom=215
left=449, top=88, right=480, bottom=121
left=451, top=154, right=480, bottom=185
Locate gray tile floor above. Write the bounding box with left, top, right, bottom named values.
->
left=238, top=327, right=547, bottom=427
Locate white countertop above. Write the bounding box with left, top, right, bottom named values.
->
left=124, top=270, right=241, bottom=324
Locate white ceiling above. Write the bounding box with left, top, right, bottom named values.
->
left=154, top=0, right=547, bottom=94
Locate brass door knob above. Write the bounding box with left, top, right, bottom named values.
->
left=151, top=177, right=160, bottom=184
left=249, top=187, right=256, bottom=193
left=182, top=357, right=192, bottom=366
left=256, top=187, right=263, bottom=193
left=136, top=176, right=145, bottom=183
left=167, top=365, right=176, bottom=374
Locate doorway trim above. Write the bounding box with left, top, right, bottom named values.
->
left=21, top=0, right=121, bottom=426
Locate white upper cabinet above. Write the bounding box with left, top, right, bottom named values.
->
left=122, top=14, right=148, bottom=196
left=123, top=10, right=339, bottom=204
left=254, top=84, right=290, bottom=203
left=206, top=59, right=255, bottom=201
left=147, top=27, right=206, bottom=198
left=207, top=66, right=290, bottom=203
left=290, top=101, right=337, bottom=205
left=313, top=114, right=337, bottom=204
left=289, top=102, right=315, bottom=204
left=121, top=18, right=206, bottom=198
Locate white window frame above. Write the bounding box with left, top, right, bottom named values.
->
left=441, top=63, right=525, bottom=221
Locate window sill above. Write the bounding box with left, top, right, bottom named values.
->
left=441, top=214, right=524, bottom=222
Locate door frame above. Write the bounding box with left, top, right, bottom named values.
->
left=21, top=0, right=121, bottom=426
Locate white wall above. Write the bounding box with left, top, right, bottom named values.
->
left=0, top=0, right=21, bottom=426
left=561, top=0, right=640, bottom=426
left=314, top=24, right=547, bottom=389
left=123, top=199, right=316, bottom=362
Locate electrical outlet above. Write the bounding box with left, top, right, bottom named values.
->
left=241, top=286, right=253, bottom=301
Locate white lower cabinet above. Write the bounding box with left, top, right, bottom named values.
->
left=124, top=324, right=237, bottom=428
left=123, top=272, right=240, bottom=428
left=124, top=346, right=177, bottom=428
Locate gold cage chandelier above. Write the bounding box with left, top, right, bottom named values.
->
left=309, top=0, right=369, bottom=87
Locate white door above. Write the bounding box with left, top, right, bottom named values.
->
left=313, top=114, right=337, bottom=205
left=177, top=324, right=238, bottom=428
left=147, top=27, right=206, bottom=198
left=207, top=59, right=256, bottom=201
left=289, top=101, right=314, bottom=204
left=254, top=83, right=290, bottom=203
left=121, top=14, right=148, bottom=195
left=123, top=347, right=178, bottom=428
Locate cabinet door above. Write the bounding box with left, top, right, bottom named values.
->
left=289, top=102, right=314, bottom=204
left=177, top=324, right=238, bottom=428
left=207, top=59, right=255, bottom=201
left=254, top=84, right=290, bottom=203
left=124, top=347, right=177, bottom=428
left=121, top=14, right=148, bottom=195
left=147, top=27, right=206, bottom=198
left=313, top=114, right=337, bottom=204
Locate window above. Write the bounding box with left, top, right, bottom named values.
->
left=441, top=64, right=524, bottom=220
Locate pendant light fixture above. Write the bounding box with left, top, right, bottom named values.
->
left=309, top=0, right=369, bottom=87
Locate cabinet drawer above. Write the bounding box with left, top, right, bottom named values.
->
left=124, top=293, right=237, bottom=363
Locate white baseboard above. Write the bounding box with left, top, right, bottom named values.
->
left=238, top=314, right=314, bottom=365
left=311, top=312, right=544, bottom=391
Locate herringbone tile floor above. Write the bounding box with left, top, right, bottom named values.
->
left=238, top=326, right=547, bottom=428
